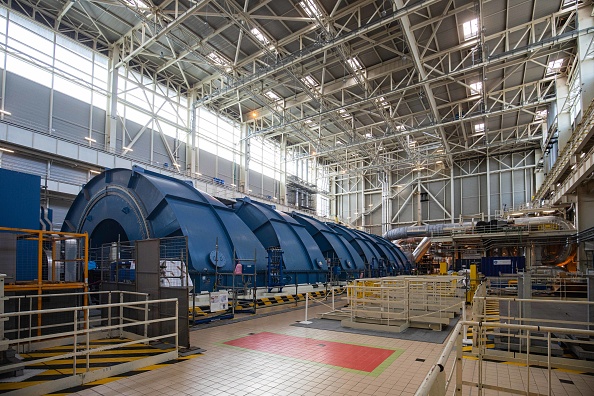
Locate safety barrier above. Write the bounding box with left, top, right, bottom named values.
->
left=416, top=284, right=594, bottom=395
left=0, top=292, right=179, bottom=395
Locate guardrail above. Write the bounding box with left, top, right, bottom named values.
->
left=0, top=293, right=179, bottom=395
left=416, top=285, right=594, bottom=395
left=343, top=276, right=466, bottom=331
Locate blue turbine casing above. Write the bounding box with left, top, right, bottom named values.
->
left=325, top=223, right=382, bottom=268
left=233, top=197, right=328, bottom=284
left=289, top=212, right=364, bottom=271
left=61, top=167, right=268, bottom=283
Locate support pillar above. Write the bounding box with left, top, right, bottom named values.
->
left=555, top=77, right=572, bottom=154
left=106, top=46, right=120, bottom=151
left=241, top=123, right=250, bottom=193
left=576, top=180, right=594, bottom=272
left=577, top=6, right=594, bottom=113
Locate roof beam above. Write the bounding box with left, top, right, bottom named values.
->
left=194, top=0, right=441, bottom=107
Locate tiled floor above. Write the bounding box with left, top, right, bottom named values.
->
left=69, top=303, right=594, bottom=396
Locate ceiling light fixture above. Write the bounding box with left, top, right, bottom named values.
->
left=0, top=109, right=11, bottom=116
left=0, top=147, right=15, bottom=153
left=84, top=136, right=97, bottom=143
left=123, top=146, right=133, bottom=152
left=89, top=170, right=101, bottom=174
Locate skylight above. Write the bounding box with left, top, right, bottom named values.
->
left=463, top=18, right=479, bottom=40
left=474, top=123, right=485, bottom=133
left=347, top=57, right=363, bottom=72
left=265, top=90, right=281, bottom=101
left=299, top=0, right=322, bottom=19
left=301, top=75, right=319, bottom=89
left=250, top=27, right=269, bottom=45
left=546, top=59, right=564, bottom=75
left=469, top=82, right=482, bottom=95
left=365, top=132, right=373, bottom=139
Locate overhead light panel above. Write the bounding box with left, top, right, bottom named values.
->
left=347, top=57, right=363, bottom=72
left=265, top=90, right=281, bottom=101
left=546, top=59, right=564, bottom=76
left=301, top=75, right=319, bottom=89
left=536, top=109, right=548, bottom=120
left=474, top=123, right=485, bottom=133
left=299, top=0, right=322, bottom=19
left=469, top=81, right=482, bottom=95
left=250, top=27, right=269, bottom=45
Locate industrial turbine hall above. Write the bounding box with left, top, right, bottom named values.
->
left=1, top=0, right=594, bottom=395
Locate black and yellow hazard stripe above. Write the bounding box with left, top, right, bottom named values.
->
left=190, top=288, right=344, bottom=316
left=0, top=339, right=200, bottom=395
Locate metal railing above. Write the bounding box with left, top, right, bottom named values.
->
left=416, top=284, right=594, bottom=396
left=344, top=276, right=466, bottom=331
left=0, top=292, right=179, bottom=395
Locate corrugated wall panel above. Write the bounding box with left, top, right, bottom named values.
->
left=5, top=72, right=51, bottom=131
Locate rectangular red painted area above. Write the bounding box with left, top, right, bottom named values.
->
left=224, top=332, right=395, bottom=372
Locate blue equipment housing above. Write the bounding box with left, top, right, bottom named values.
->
left=233, top=197, right=328, bottom=285
left=61, top=167, right=268, bottom=291
left=289, top=212, right=364, bottom=280
left=62, top=167, right=412, bottom=291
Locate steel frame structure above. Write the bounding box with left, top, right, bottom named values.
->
left=1, top=0, right=593, bottom=227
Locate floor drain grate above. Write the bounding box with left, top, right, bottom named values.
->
left=559, top=379, right=574, bottom=385
left=415, top=358, right=426, bottom=362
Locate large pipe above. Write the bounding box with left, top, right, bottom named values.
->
left=384, top=216, right=576, bottom=267
left=383, top=216, right=575, bottom=240
left=412, top=237, right=431, bottom=263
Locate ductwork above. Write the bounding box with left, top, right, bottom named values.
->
left=383, top=216, right=575, bottom=240
left=384, top=216, right=576, bottom=267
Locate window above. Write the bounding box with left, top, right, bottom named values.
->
left=299, top=0, right=322, bottom=19
left=469, top=82, right=482, bottom=95
left=463, top=18, right=479, bottom=40
left=546, top=59, right=564, bottom=76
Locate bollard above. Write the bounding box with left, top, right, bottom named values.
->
left=300, top=293, right=312, bottom=324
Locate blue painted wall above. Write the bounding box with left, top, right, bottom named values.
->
left=0, top=168, right=40, bottom=230
left=0, top=168, right=41, bottom=280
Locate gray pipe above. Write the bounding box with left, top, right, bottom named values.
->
left=383, top=216, right=575, bottom=240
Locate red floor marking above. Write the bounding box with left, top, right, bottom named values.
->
left=224, top=332, right=396, bottom=372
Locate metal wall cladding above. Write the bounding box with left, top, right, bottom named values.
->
left=289, top=212, right=364, bottom=271
left=61, top=167, right=268, bottom=275
left=233, top=197, right=326, bottom=272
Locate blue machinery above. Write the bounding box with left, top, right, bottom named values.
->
left=62, top=167, right=412, bottom=292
